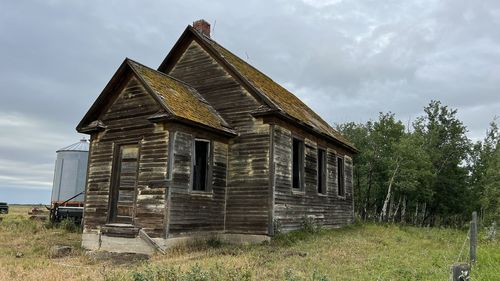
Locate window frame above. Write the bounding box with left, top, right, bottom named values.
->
left=191, top=138, right=212, bottom=193
left=291, top=136, right=305, bottom=192
left=337, top=155, right=346, bottom=197
left=317, top=147, right=327, bottom=195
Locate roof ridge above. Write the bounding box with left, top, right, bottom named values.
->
left=197, top=35, right=279, bottom=86
left=191, top=30, right=353, bottom=150
left=157, top=26, right=356, bottom=151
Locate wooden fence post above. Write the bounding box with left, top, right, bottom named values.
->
left=470, top=211, right=477, bottom=263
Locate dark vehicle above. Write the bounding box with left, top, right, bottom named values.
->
left=0, top=202, right=8, bottom=214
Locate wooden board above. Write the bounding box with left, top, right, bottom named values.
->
left=272, top=124, right=354, bottom=232
left=168, top=41, right=271, bottom=235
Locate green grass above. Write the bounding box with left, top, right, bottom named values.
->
left=1, top=206, right=499, bottom=280
left=112, top=223, right=499, bottom=280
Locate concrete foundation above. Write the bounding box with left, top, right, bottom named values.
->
left=82, top=230, right=270, bottom=255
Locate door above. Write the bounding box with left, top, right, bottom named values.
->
left=109, top=144, right=139, bottom=224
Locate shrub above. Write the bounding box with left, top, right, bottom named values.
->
left=302, top=216, right=322, bottom=234
left=272, top=216, right=324, bottom=246
left=59, top=218, right=80, bottom=233
left=206, top=237, right=223, bottom=248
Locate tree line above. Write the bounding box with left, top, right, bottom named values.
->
left=337, top=100, right=499, bottom=227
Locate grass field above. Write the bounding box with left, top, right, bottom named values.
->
left=0, top=205, right=498, bottom=280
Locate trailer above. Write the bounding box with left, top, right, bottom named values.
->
left=49, top=192, right=84, bottom=224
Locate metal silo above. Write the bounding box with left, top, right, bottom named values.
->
left=51, top=138, right=89, bottom=206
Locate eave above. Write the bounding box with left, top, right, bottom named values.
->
left=252, top=110, right=359, bottom=154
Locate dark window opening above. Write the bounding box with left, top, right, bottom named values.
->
left=317, top=148, right=326, bottom=194
left=337, top=157, right=345, bottom=196
left=193, top=140, right=209, bottom=191
left=292, top=138, right=304, bottom=190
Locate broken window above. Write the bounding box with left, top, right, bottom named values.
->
left=292, top=138, right=304, bottom=191
left=337, top=156, right=345, bottom=196
left=317, top=148, right=326, bottom=194
left=193, top=139, right=210, bottom=191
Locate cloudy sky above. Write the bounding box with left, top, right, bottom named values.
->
left=1, top=0, right=499, bottom=203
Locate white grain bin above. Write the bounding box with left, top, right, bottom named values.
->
left=51, top=138, right=89, bottom=206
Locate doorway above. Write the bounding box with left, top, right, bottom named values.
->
left=109, top=144, right=139, bottom=224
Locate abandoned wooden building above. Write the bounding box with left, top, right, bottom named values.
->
left=77, top=20, right=357, bottom=254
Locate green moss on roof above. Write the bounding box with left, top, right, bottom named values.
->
left=128, top=60, right=233, bottom=134
left=201, top=36, right=353, bottom=148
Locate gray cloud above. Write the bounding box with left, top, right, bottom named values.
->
left=0, top=0, right=498, bottom=203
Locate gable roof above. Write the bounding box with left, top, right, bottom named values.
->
left=158, top=26, right=356, bottom=152
left=77, top=59, right=236, bottom=136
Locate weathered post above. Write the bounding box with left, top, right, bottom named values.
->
left=470, top=211, right=477, bottom=263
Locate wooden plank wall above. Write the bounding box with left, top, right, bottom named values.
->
left=168, top=41, right=271, bottom=234
left=167, top=131, right=227, bottom=236
left=84, top=77, right=168, bottom=238
left=273, top=125, right=354, bottom=232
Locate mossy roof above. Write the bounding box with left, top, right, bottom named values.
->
left=197, top=34, right=354, bottom=148
left=128, top=60, right=234, bottom=135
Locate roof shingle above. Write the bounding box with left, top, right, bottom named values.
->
left=194, top=32, right=354, bottom=149
left=128, top=60, right=235, bottom=135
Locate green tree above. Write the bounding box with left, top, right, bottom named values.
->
left=390, top=132, right=434, bottom=224
left=471, top=120, right=500, bottom=223
left=374, top=113, right=405, bottom=222
left=413, top=101, right=471, bottom=226
left=339, top=113, right=406, bottom=221
left=481, top=145, right=500, bottom=223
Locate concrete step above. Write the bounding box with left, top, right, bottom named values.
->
left=102, top=224, right=140, bottom=238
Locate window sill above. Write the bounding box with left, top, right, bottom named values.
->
left=291, top=189, right=305, bottom=195
left=317, top=192, right=328, bottom=197
left=337, top=195, right=347, bottom=200
left=189, top=191, right=214, bottom=198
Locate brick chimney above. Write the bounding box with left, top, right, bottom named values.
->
left=193, top=19, right=210, bottom=37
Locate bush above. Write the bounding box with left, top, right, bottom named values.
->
left=272, top=216, right=323, bottom=246
left=206, top=237, right=223, bottom=248
left=44, top=218, right=81, bottom=233
left=301, top=216, right=322, bottom=234
left=59, top=218, right=80, bottom=232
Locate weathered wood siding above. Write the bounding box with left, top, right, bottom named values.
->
left=84, top=76, right=168, bottom=238
left=168, top=41, right=271, bottom=234
left=167, top=130, right=227, bottom=236
left=273, top=124, right=354, bottom=232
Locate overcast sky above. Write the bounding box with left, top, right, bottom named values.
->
left=1, top=0, right=499, bottom=204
